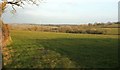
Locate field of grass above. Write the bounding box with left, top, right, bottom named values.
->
left=4, top=30, right=119, bottom=68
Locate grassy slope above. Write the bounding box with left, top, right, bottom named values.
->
left=5, top=30, right=119, bottom=68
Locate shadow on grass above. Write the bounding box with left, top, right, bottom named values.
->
left=4, top=37, right=119, bottom=68
left=34, top=38, right=119, bottom=68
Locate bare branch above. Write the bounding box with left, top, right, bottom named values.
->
left=5, top=0, right=44, bottom=7
left=7, top=2, right=20, bottom=6
left=0, top=0, right=44, bottom=15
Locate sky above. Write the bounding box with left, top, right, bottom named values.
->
left=1, top=0, right=120, bottom=24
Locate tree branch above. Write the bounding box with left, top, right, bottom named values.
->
left=7, top=2, right=20, bottom=6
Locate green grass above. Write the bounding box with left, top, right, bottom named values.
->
left=4, top=30, right=119, bottom=68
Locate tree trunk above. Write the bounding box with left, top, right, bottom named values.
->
left=0, top=2, right=12, bottom=66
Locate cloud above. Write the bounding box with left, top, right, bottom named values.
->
left=2, top=0, right=118, bottom=24
left=46, top=0, right=119, bottom=3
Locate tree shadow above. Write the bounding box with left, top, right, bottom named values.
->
left=33, top=38, right=118, bottom=68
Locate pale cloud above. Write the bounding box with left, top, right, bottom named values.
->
left=46, top=0, right=119, bottom=3
left=2, top=0, right=119, bottom=24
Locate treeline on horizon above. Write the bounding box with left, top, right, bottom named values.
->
left=8, top=22, right=120, bottom=35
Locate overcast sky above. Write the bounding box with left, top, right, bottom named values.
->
left=1, top=0, right=119, bottom=24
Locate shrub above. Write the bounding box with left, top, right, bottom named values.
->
left=86, top=29, right=104, bottom=34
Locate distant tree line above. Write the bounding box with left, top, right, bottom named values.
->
left=9, top=22, right=119, bottom=35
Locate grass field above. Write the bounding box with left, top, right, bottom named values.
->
left=4, top=30, right=119, bottom=68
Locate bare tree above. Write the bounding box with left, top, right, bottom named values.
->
left=1, top=0, right=43, bottom=14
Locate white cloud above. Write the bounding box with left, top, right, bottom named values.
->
left=46, top=0, right=119, bottom=3
left=2, top=0, right=118, bottom=24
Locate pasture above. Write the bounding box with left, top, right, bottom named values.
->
left=3, top=30, right=119, bottom=68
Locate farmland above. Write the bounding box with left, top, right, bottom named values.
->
left=3, top=30, right=119, bottom=68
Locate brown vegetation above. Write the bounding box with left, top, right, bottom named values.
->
left=9, top=22, right=119, bottom=35
left=2, top=24, right=12, bottom=47
left=0, top=19, right=12, bottom=66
